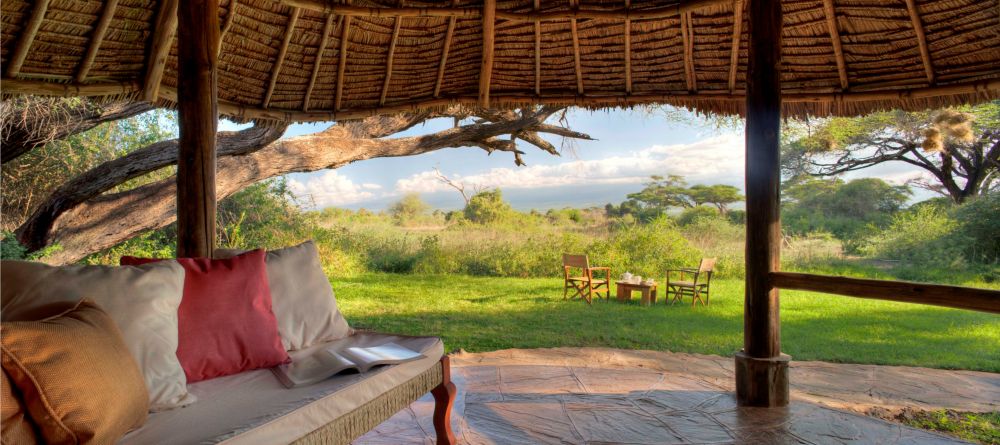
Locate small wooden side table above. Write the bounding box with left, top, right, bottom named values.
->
left=616, top=281, right=658, bottom=307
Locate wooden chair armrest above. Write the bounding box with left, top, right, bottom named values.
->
left=588, top=267, right=610, bottom=271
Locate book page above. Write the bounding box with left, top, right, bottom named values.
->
left=339, top=343, right=423, bottom=373
left=273, top=349, right=356, bottom=388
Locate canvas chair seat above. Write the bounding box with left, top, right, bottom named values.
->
left=668, top=281, right=705, bottom=288
left=567, top=276, right=607, bottom=284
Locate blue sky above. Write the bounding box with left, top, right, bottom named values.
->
left=220, top=108, right=930, bottom=211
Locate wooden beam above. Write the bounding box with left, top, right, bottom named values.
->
left=624, top=0, right=632, bottom=94
left=479, top=0, right=496, bottom=108
left=680, top=12, right=697, bottom=92
left=822, top=0, right=849, bottom=90
left=218, top=0, right=239, bottom=58
left=534, top=0, right=541, bottom=95
left=570, top=0, right=584, bottom=94
left=1, top=79, right=140, bottom=97
left=434, top=11, right=457, bottom=98
left=334, top=16, right=352, bottom=111
left=143, top=0, right=179, bottom=103
left=303, top=13, right=335, bottom=110
left=380, top=14, right=403, bottom=106
left=7, top=0, right=51, bottom=78
left=76, top=0, right=119, bottom=83
left=728, top=0, right=743, bottom=93
left=737, top=0, right=787, bottom=408
left=772, top=272, right=1000, bottom=314
left=904, top=0, right=934, bottom=84
left=146, top=78, right=1000, bottom=123
left=175, top=0, right=220, bottom=258
left=278, top=0, right=728, bottom=21
left=263, top=7, right=300, bottom=108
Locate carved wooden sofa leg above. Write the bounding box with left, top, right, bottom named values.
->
left=431, top=355, right=457, bottom=445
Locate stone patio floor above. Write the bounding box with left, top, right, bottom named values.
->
left=356, top=348, right=1000, bottom=444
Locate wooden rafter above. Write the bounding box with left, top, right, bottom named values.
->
left=728, top=0, right=743, bottom=93
left=142, top=0, right=179, bottom=102
left=218, top=0, right=239, bottom=58
left=7, top=0, right=51, bottom=78
left=335, top=16, right=352, bottom=111
left=380, top=13, right=403, bottom=105
left=303, top=13, right=336, bottom=111
left=904, top=0, right=934, bottom=84
left=822, top=0, right=849, bottom=90
left=263, top=7, right=301, bottom=108
left=280, top=0, right=727, bottom=21
left=478, top=0, right=496, bottom=108
left=534, top=0, right=541, bottom=95
left=434, top=1, right=458, bottom=98
left=680, top=12, right=697, bottom=92
left=624, top=0, right=632, bottom=94
left=76, top=0, right=119, bottom=83
left=570, top=0, right=584, bottom=94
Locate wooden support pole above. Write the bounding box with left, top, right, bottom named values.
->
left=303, top=13, right=335, bottom=110
left=263, top=7, right=301, bottom=108
left=76, top=0, right=119, bottom=83
left=218, top=0, right=239, bottom=58
left=175, top=0, right=220, bottom=258
left=335, top=16, right=352, bottom=111
left=728, top=0, right=742, bottom=93
left=624, top=0, right=632, bottom=94
left=143, top=0, right=179, bottom=103
left=7, top=0, right=51, bottom=78
left=534, top=0, right=541, bottom=95
left=478, top=0, right=496, bottom=108
left=434, top=11, right=457, bottom=98
left=570, top=0, right=583, bottom=95
left=822, top=0, right=849, bottom=90
left=904, top=0, right=934, bottom=84
left=380, top=13, right=403, bottom=106
left=736, top=0, right=788, bottom=408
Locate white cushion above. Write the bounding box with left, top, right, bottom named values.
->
left=216, top=241, right=352, bottom=351
left=120, top=333, right=444, bottom=445
left=0, top=260, right=196, bottom=411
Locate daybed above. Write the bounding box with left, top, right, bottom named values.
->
left=0, top=241, right=456, bottom=445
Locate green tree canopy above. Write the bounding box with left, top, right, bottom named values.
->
left=464, top=189, right=513, bottom=224
left=388, top=193, right=430, bottom=223
left=781, top=101, right=1000, bottom=204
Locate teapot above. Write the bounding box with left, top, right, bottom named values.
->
left=621, top=272, right=633, bottom=281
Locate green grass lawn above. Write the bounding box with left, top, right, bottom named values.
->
left=333, top=273, right=1000, bottom=372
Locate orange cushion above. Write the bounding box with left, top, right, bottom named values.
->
left=1, top=300, right=148, bottom=444
left=1, top=370, right=40, bottom=445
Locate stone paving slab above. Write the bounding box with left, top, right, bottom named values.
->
left=355, top=348, right=999, bottom=444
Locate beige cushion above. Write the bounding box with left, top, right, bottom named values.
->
left=1, top=300, right=149, bottom=444
left=0, top=260, right=195, bottom=411
left=216, top=241, right=352, bottom=351
left=120, top=332, right=444, bottom=445
left=2, top=368, right=40, bottom=445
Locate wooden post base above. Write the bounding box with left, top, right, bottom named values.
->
left=735, top=351, right=790, bottom=407
left=431, top=355, right=457, bottom=445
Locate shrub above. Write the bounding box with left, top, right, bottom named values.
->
left=464, top=189, right=513, bottom=224
left=388, top=193, right=430, bottom=224
left=677, top=205, right=722, bottom=226
left=861, top=206, right=965, bottom=267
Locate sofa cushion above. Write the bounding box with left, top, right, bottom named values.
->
left=1, top=300, right=149, bottom=444
left=121, top=250, right=289, bottom=382
left=216, top=241, right=352, bottom=351
left=0, top=260, right=194, bottom=411
left=2, top=369, right=40, bottom=445
left=119, top=332, right=444, bottom=445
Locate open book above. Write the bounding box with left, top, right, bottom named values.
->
left=272, top=343, right=425, bottom=388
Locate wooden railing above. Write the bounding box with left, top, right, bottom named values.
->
left=770, top=272, right=1000, bottom=314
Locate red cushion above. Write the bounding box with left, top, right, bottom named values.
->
left=121, top=250, right=289, bottom=382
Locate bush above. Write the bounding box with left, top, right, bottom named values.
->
left=464, top=189, right=513, bottom=224
left=861, top=206, right=965, bottom=267
left=951, top=194, right=1000, bottom=264
left=388, top=193, right=430, bottom=225
left=677, top=206, right=721, bottom=226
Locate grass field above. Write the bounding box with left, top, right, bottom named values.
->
left=334, top=273, right=1000, bottom=372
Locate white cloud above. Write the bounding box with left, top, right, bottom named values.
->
left=394, top=134, right=745, bottom=194
left=288, top=171, right=379, bottom=208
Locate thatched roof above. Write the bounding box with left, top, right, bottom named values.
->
left=2, top=0, right=998, bottom=122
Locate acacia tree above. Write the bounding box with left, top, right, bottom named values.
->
left=2, top=98, right=591, bottom=264
left=781, top=101, right=1000, bottom=204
